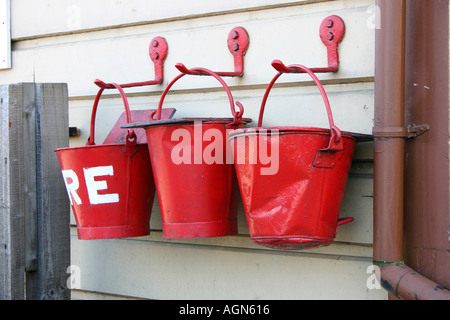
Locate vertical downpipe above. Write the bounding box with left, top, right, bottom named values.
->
left=373, top=0, right=450, bottom=300
left=373, top=0, right=406, bottom=266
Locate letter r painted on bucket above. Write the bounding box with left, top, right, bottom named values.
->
left=61, top=165, right=120, bottom=206
left=61, top=169, right=82, bottom=205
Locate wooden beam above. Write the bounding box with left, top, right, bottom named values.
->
left=0, top=84, right=27, bottom=299
left=0, top=83, right=70, bottom=300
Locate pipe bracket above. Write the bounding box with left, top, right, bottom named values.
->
left=372, top=124, right=429, bottom=139
left=406, top=124, right=430, bottom=138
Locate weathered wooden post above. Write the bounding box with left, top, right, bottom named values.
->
left=0, top=83, right=70, bottom=300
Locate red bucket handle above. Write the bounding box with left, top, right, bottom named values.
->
left=87, top=83, right=136, bottom=146
left=258, top=61, right=343, bottom=151
left=153, top=64, right=244, bottom=125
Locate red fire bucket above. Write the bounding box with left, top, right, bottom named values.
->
left=228, top=64, right=356, bottom=250
left=123, top=67, right=251, bottom=238
left=55, top=84, right=155, bottom=240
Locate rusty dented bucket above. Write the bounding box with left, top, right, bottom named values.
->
left=228, top=65, right=356, bottom=250
left=55, top=84, right=155, bottom=240
left=123, top=67, right=251, bottom=238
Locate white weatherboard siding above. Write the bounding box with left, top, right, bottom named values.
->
left=2, top=0, right=386, bottom=299
left=0, top=0, right=11, bottom=69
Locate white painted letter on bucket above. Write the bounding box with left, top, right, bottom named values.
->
left=61, top=169, right=82, bottom=205
left=83, top=165, right=119, bottom=205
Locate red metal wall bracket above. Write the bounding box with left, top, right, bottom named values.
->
left=273, top=15, right=345, bottom=74
left=95, top=36, right=168, bottom=89
left=175, top=26, right=249, bottom=77
left=90, top=36, right=170, bottom=143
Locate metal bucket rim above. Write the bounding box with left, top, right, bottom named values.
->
left=121, top=117, right=252, bottom=129
left=227, top=126, right=369, bottom=141
left=54, top=142, right=147, bottom=153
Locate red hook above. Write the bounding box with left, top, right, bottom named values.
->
left=175, top=27, right=249, bottom=77
left=273, top=15, right=345, bottom=74
left=95, top=36, right=168, bottom=89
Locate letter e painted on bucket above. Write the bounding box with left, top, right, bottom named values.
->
left=83, top=165, right=119, bottom=205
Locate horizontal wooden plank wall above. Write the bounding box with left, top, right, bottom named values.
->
left=2, top=0, right=387, bottom=299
